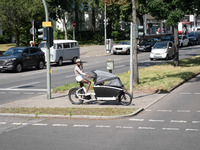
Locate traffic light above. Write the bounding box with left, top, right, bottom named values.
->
left=135, top=24, right=144, bottom=39
left=38, top=27, right=47, bottom=40
left=48, top=27, right=53, bottom=47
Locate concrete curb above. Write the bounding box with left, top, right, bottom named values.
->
left=0, top=108, right=144, bottom=120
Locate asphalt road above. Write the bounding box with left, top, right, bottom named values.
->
left=0, top=45, right=200, bottom=104
left=0, top=75, right=199, bottom=150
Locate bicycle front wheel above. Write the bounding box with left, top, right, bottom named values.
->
left=119, top=92, right=132, bottom=106
left=68, top=87, right=84, bottom=104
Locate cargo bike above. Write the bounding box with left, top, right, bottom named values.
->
left=68, top=70, right=132, bottom=106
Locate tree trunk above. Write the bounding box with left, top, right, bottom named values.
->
left=173, top=25, right=179, bottom=66
left=132, top=0, right=139, bottom=84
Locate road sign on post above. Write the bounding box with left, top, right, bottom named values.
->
left=72, top=21, right=76, bottom=40
left=72, top=21, right=76, bottom=27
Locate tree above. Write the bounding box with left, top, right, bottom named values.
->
left=0, top=0, right=44, bottom=46
left=145, top=0, right=198, bottom=66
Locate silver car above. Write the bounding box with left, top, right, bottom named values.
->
left=150, top=41, right=174, bottom=60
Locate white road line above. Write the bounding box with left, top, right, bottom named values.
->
left=157, top=110, right=172, bottom=112
left=115, top=65, right=125, bottom=69
left=177, top=110, right=191, bottom=113
left=186, top=129, right=199, bottom=131
left=0, top=88, right=47, bottom=92
left=12, top=123, right=28, bottom=126
left=52, top=124, right=68, bottom=127
left=145, top=109, right=152, bottom=112
left=8, top=92, right=20, bottom=94
left=197, top=111, right=200, bottom=113
left=96, top=125, right=110, bottom=128
left=138, top=127, right=155, bottom=130
left=122, top=126, right=133, bottom=129
left=0, top=122, right=7, bottom=125
left=194, top=93, right=200, bottom=95
left=180, top=93, right=191, bottom=95
left=162, top=128, right=179, bottom=131
left=65, top=74, right=75, bottom=78
left=8, top=82, right=40, bottom=89
left=171, top=120, right=187, bottom=123
left=23, top=92, right=34, bottom=95
left=73, top=125, right=89, bottom=128
left=129, top=118, right=144, bottom=121
left=149, top=119, right=165, bottom=123
left=32, top=123, right=48, bottom=126
left=192, top=121, right=200, bottom=124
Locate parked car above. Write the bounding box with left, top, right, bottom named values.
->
left=150, top=41, right=174, bottom=60
left=161, top=36, right=174, bottom=42
left=187, top=32, right=200, bottom=45
left=112, top=41, right=130, bottom=55
left=137, top=38, right=160, bottom=52
left=39, top=40, right=80, bottom=65
left=0, top=47, right=45, bottom=72
left=178, top=35, right=189, bottom=47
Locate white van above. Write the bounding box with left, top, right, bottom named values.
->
left=39, top=40, right=80, bottom=65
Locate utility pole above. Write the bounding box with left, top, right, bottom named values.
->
left=132, top=0, right=139, bottom=85
left=42, top=0, right=51, bottom=99
left=104, top=2, right=107, bottom=54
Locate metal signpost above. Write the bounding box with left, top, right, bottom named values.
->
left=72, top=21, right=76, bottom=40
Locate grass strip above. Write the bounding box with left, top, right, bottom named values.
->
left=0, top=107, right=137, bottom=116
left=53, top=55, right=200, bottom=93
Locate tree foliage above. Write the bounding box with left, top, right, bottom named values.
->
left=0, top=0, right=44, bottom=46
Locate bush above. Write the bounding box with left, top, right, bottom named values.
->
left=0, top=35, right=10, bottom=44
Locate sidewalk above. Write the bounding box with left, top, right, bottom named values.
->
left=0, top=92, right=167, bottom=118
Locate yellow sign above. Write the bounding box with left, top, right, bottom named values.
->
left=42, top=22, right=52, bottom=27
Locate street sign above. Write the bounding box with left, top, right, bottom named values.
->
left=42, top=22, right=52, bottom=27
left=72, top=21, right=76, bottom=27
left=30, top=28, right=36, bottom=35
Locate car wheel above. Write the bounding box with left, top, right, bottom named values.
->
left=38, top=60, right=44, bottom=69
left=166, top=54, right=170, bottom=60
left=126, top=49, right=130, bottom=55
left=15, top=63, right=23, bottom=73
left=72, top=57, right=77, bottom=64
left=57, top=58, right=63, bottom=66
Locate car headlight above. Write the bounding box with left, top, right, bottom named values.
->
left=5, top=58, right=16, bottom=63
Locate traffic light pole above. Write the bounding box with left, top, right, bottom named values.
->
left=42, top=0, right=51, bottom=99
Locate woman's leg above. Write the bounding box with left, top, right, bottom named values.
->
left=81, top=79, right=91, bottom=93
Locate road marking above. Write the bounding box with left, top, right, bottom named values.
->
left=157, top=110, right=172, bottom=112
left=0, top=92, right=6, bottom=94
left=12, top=123, right=28, bottom=126
left=162, top=128, right=179, bottom=131
left=194, top=93, right=200, bottom=95
left=0, top=88, right=46, bottom=92
left=73, top=125, right=89, bottom=128
left=129, top=118, right=144, bottom=121
left=186, top=129, right=199, bottom=131
left=192, top=121, right=200, bottom=124
left=96, top=125, right=110, bottom=128
left=22, top=92, right=34, bottom=95
left=197, top=111, right=200, bottom=113
left=180, top=93, right=191, bottom=95
left=0, top=122, right=7, bottom=125
left=171, top=120, right=187, bottom=123
left=177, top=110, right=191, bottom=113
left=145, top=109, right=152, bottom=112
left=138, top=127, right=155, bottom=130
left=52, top=124, right=68, bottom=127
left=8, top=82, right=40, bottom=89
left=149, top=119, right=165, bottom=123
left=8, top=92, right=20, bottom=94
left=32, top=123, right=48, bottom=126
left=115, top=65, right=125, bottom=69
left=65, top=74, right=75, bottom=78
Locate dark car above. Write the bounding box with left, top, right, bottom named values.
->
left=137, top=38, right=160, bottom=52
left=0, top=47, right=45, bottom=72
left=187, top=32, right=200, bottom=45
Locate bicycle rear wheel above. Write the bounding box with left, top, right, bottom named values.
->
left=119, top=92, right=132, bottom=106
left=68, top=87, right=84, bottom=104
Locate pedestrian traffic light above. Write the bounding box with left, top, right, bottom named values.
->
left=48, top=27, right=53, bottom=47
left=38, top=27, right=47, bottom=40
left=135, top=24, right=144, bottom=39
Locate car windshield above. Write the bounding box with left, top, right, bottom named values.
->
left=140, top=39, right=152, bottom=44
left=3, top=48, right=23, bottom=56
left=39, top=42, right=46, bottom=48
left=161, top=36, right=173, bottom=41
left=153, top=42, right=167, bottom=49
left=118, top=41, right=130, bottom=45
left=187, top=33, right=197, bottom=37
left=178, top=36, right=183, bottom=39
